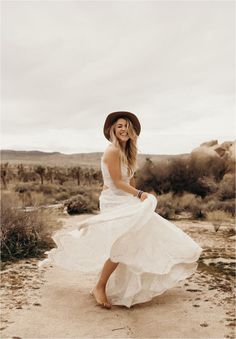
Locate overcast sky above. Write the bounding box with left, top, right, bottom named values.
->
left=1, top=0, right=235, bottom=155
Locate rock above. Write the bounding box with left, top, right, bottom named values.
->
left=200, top=322, right=209, bottom=327
left=33, top=302, right=41, bottom=306
left=200, top=140, right=218, bottom=147
left=191, top=139, right=235, bottom=162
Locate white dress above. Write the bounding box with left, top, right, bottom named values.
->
left=38, top=157, right=203, bottom=308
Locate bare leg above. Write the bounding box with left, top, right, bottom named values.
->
left=91, top=258, right=119, bottom=308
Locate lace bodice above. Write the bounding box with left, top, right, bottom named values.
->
left=101, top=157, right=133, bottom=192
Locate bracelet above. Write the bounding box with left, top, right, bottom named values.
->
left=137, top=190, right=144, bottom=199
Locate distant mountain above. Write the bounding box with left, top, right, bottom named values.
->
left=0, top=149, right=188, bottom=168
left=2, top=139, right=234, bottom=168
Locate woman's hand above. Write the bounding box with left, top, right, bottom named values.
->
left=140, top=192, right=149, bottom=201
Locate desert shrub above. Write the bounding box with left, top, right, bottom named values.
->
left=155, top=192, right=177, bottom=219
left=158, top=206, right=176, bottom=220
left=155, top=191, right=206, bottom=220
left=29, top=192, right=54, bottom=206
left=15, top=183, right=30, bottom=193
left=177, top=192, right=198, bottom=209
left=205, top=210, right=233, bottom=222
left=0, top=193, right=61, bottom=261
left=65, top=194, right=94, bottom=215
left=188, top=203, right=205, bottom=219
left=66, top=186, right=84, bottom=196
left=168, top=158, right=190, bottom=193
left=136, top=159, right=171, bottom=194
left=35, top=184, right=62, bottom=195
left=54, top=171, right=68, bottom=185
left=196, top=176, right=218, bottom=195
left=13, top=181, right=102, bottom=207
left=169, top=158, right=219, bottom=197
left=173, top=192, right=203, bottom=218
left=38, top=184, right=56, bottom=195
left=14, top=183, right=74, bottom=205
left=177, top=192, right=205, bottom=219
left=64, top=185, right=100, bottom=214
left=204, top=199, right=235, bottom=216
left=14, top=182, right=51, bottom=194
left=189, top=155, right=228, bottom=182
left=217, top=176, right=235, bottom=201
left=54, top=192, right=71, bottom=202
left=136, top=155, right=232, bottom=199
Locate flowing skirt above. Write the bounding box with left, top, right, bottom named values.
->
left=38, top=189, right=203, bottom=308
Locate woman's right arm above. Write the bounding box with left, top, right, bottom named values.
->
left=105, top=147, right=146, bottom=198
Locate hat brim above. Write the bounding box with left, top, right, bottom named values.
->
left=103, top=111, right=141, bottom=141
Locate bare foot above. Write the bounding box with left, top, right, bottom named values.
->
left=90, top=286, right=111, bottom=309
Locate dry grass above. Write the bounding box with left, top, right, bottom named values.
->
left=177, top=192, right=198, bottom=208
left=154, top=190, right=235, bottom=221
left=205, top=210, right=234, bottom=222
left=12, top=181, right=102, bottom=207
left=155, top=192, right=178, bottom=219
left=0, top=192, right=62, bottom=262
left=155, top=191, right=205, bottom=220
left=1, top=157, right=235, bottom=224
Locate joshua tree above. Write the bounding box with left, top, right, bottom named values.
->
left=93, top=170, right=102, bottom=183
left=34, top=165, right=46, bottom=185
left=70, top=166, right=81, bottom=186
left=17, top=164, right=26, bottom=182
left=54, top=169, right=67, bottom=185
left=1, top=162, right=8, bottom=189
left=84, top=168, right=92, bottom=186
left=46, top=166, right=54, bottom=183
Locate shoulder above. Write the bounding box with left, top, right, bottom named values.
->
left=103, top=144, right=120, bottom=163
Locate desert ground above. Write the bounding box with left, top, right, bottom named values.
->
left=1, top=213, right=235, bottom=339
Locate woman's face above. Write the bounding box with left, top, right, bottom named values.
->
left=114, top=118, right=130, bottom=142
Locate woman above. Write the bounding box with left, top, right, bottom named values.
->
left=39, top=111, right=203, bottom=309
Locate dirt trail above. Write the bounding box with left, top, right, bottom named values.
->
left=1, top=215, right=235, bottom=339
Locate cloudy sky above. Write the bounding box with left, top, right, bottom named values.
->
left=1, top=0, right=235, bottom=155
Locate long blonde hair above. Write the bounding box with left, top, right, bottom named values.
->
left=109, top=117, right=139, bottom=176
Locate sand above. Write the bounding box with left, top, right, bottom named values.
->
left=1, top=215, right=235, bottom=339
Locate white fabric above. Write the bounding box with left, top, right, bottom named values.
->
left=38, top=158, right=203, bottom=308
left=101, top=156, right=133, bottom=192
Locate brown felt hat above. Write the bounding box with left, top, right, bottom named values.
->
left=103, top=111, right=141, bottom=141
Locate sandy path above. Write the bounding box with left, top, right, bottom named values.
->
left=1, top=215, right=235, bottom=339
